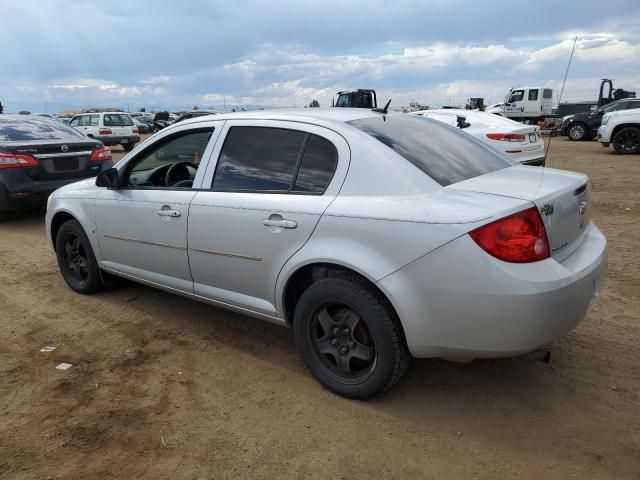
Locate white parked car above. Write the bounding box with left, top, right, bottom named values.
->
left=69, top=112, right=140, bottom=151
left=46, top=109, right=606, bottom=399
left=411, top=109, right=545, bottom=166
left=597, top=109, right=640, bottom=154
left=485, top=103, right=504, bottom=115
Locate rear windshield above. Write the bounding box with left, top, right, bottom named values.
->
left=0, top=116, right=86, bottom=142
left=347, top=115, right=513, bottom=186
left=103, top=114, right=134, bottom=127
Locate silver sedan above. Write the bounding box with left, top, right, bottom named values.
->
left=46, top=109, right=607, bottom=399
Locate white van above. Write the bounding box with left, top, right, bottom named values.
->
left=502, top=87, right=553, bottom=120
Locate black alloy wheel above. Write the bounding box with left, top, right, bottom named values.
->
left=310, top=303, right=376, bottom=382
left=612, top=127, right=640, bottom=154
left=55, top=220, right=104, bottom=294
left=293, top=274, right=410, bottom=399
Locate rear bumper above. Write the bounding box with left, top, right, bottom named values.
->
left=378, top=223, right=607, bottom=358
left=94, top=135, right=140, bottom=146
left=0, top=162, right=112, bottom=212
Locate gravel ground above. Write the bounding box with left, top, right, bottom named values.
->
left=0, top=136, right=638, bottom=479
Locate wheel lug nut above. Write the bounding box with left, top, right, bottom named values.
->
left=340, top=347, right=348, bottom=354
left=343, top=328, right=350, bottom=335
left=331, top=338, right=338, bottom=346
left=332, top=327, right=339, bottom=335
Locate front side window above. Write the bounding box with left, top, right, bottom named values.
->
left=103, top=114, right=133, bottom=127
left=509, top=90, right=524, bottom=103
left=348, top=115, right=513, bottom=187
left=69, top=116, right=80, bottom=126
left=528, top=89, right=539, bottom=101
left=125, top=129, right=213, bottom=188
left=77, top=116, right=92, bottom=127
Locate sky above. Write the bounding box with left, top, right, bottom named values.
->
left=1, top=0, right=639, bottom=113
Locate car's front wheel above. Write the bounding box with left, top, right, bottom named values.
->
left=293, top=274, right=410, bottom=399
left=612, top=127, right=640, bottom=154
left=55, top=220, right=104, bottom=294
left=567, top=122, right=589, bottom=141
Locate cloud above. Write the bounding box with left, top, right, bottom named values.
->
left=1, top=0, right=639, bottom=112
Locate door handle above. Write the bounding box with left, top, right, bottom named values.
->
left=263, top=215, right=297, bottom=229
left=157, top=205, right=181, bottom=217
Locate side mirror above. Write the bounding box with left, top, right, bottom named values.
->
left=96, top=167, right=120, bottom=189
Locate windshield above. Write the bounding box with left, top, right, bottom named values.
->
left=348, top=115, right=514, bottom=186
left=0, top=116, right=86, bottom=142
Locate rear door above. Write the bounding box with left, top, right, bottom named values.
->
left=188, top=120, right=349, bottom=316
left=541, top=89, right=553, bottom=115
left=525, top=88, right=540, bottom=115
left=103, top=113, right=136, bottom=141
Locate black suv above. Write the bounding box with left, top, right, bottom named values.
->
left=562, top=99, right=640, bottom=141
left=0, top=115, right=113, bottom=212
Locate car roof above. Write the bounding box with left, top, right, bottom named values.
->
left=174, top=108, right=387, bottom=129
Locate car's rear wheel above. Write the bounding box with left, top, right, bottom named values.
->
left=55, top=220, right=104, bottom=294
left=612, top=127, right=640, bottom=154
left=122, top=143, right=134, bottom=151
left=293, top=274, right=409, bottom=399
left=568, top=122, right=589, bottom=141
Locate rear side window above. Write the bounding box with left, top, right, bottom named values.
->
left=348, top=115, right=513, bottom=187
left=293, top=135, right=338, bottom=193
left=0, top=117, right=85, bottom=141
left=213, top=127, right=306, bottom=192
left=103, top=114, right=133, bottom=127
left=543, top=89, right=553, bottom=99
left=528, top=89, right=539, bottom=101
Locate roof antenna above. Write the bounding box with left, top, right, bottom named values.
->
left=546, top=36, right=578, bottom=162
left=373, top=99, right=392, bottom=114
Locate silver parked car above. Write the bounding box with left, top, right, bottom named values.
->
left=46, top=109, right=607, bottom=399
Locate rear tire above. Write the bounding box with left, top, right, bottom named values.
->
left=55, top=219, right=104, bottom=294
left=612, top=127, right=640, bottom=154
left=567, top=122, right=589, bottom=141
left=293, top=274, right=410, bottom=399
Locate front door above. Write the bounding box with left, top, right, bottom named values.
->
left=188, top=121, right=349, bottom=316
left=505, top=89, right=525, bottom=118
left=95, top=126, right=219, bottom=292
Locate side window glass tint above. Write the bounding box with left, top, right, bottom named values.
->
left=212, top=127, right=306, bottom=192
left=293, top=135, right=338, bottom=194
left=543, top=89, right=553, bottom=99
left=90, top=115, right=100, bottom=126
left=69, top=117, right=79, bottom=126
left=528, top=89, right=539, bottom=101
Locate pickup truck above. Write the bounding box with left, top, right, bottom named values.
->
left=597, top=109, right=640, bottom=154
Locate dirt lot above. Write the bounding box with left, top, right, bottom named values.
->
left=1, top=137, right=639, bottom=479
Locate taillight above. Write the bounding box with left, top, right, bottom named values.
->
left=0, top=153, right=38, bottom=169
left=90, top=146, right=112, bottom=162
left=469, top=207, right=550, bottom=263
left=486, top=133, right=526, bottom=142
left=132, top=127, right=138, bottom=134
left=99, top=128, right=112, bottom=135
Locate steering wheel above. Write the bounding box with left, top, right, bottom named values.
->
left=165, top=162, right=196, bottom=187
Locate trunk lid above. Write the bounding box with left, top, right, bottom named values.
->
left=449, top=166, right=591, bottom=261
left=6, top=140, right=101, bottom=181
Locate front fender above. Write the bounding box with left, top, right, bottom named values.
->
left=46, top=195, right=100, bottom=260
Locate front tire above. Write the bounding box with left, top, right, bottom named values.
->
left=612, top=127, right=640, bottom=154
left=55, top=220, right=104, bottom=294
left=567, top=122, right=589, bottom=141
left=293, top=274, right=410, bottom=399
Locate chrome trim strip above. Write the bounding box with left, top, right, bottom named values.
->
left=34, top=151, right=93, bottom=158
left=103, top=234, right=186, bottom=251
left=189, top=247, right=262, bottom=262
